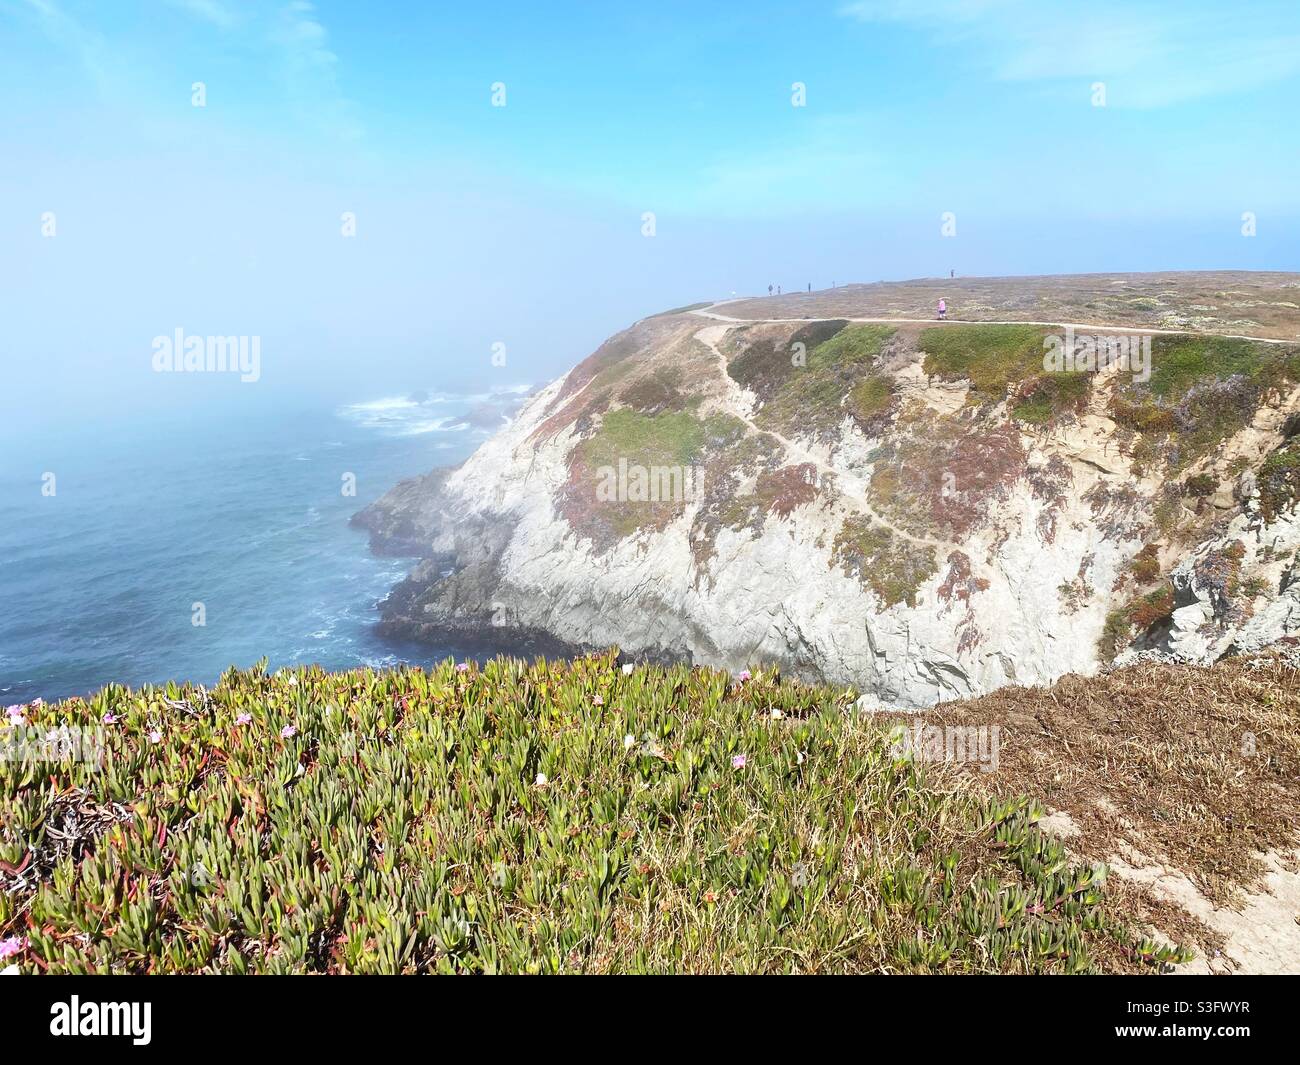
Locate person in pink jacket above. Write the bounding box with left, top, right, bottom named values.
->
left=937, top=298, right=947, bottom=320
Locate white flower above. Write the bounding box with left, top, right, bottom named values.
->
left=0, top=965, right=19, bottom=976
left=535, top=772, right=548, bottom=786
left=770, top=708, right=783, bottom=720
left=621, top=663, right=634, bottom=675
left=796, top=750, right=806, bottom=765
left=623, top=733, right=636, bottom=750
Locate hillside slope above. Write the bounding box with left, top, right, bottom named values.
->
left=355, top=273, right=1300, bottom=706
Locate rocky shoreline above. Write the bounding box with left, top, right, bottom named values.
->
left=352, top=461, right=701, bottom=668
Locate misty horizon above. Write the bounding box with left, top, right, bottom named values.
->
left=3, top=1, right=1297, bottom=439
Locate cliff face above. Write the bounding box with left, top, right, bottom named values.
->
left=356, top=275, right=1300, bottom=707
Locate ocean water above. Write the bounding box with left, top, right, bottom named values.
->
left=0, top=387, right=529, bottom=704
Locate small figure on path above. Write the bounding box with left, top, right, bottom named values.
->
left=937, top=298, right=947, bottom=321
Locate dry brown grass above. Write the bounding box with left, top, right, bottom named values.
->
left=911, top=650, right=1300, bottom=908
left=719, top=272, right=1300, bottom=341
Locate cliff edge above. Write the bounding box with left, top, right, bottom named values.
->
left=355, top=272, right=1300, bottom=706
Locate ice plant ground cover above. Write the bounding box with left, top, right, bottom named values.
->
left=10, top=651, right=1287, bottom=974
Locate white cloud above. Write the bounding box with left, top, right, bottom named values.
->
left=272, top=1, right=362, bottom=141
left=166, top=0, right=239, bottom=30
left=13, top=0, right=362, bottom=140
left=18, top=0, right=115, bottom=91
left=652, top=113, right=901, bottom=217
left=838, top=0, right=1300, bottom=107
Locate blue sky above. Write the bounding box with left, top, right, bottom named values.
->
left=2, top=0, right=1298, bottom=429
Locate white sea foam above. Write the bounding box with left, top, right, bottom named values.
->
left=403, top=417, right=459, bottom=436
left=337, top=383, right=532, bottom=437
left=349, top=396, right=419, bottom=411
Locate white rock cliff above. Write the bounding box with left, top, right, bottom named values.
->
left=355, top=297, right=1300, bottom=707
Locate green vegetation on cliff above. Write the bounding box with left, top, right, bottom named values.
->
left=1142, top=334, right=1279, bottom=398
left=562, top=408, right=711, bottom=541
left=832, top=515, right=938, bottom=608
left=1259, top=439, right=1300, bottom=524
left=1111, top=336, right=1300, bottom=472
left=920, top=324, right=1092, bottom=426
left=578, top=408, right=707, bottom=470
left=921, top=325, right=1048, bottom=398
left=729, top=322, right=897, bottom=437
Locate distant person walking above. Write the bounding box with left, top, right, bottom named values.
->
left=768, top=284, right=774, bottom=296
left=937, top=298, right=947, bottom=321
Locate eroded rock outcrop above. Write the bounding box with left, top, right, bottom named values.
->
left=357, top=287, right=1300, bottom=706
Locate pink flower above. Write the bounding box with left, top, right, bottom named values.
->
left=731, top=753, right=747, bottom=770
left=102, top=713, right=118, bottom=725
left=737, top=670, right=752, bottom=683
left=592, top=694, right=604, bottom=706
left=281, top=724, right=297, bottom=738
left=30, top=699, right=43, bottom=707
left=148, top=730, right=163, bottom=744
left=0, top=936, right=26, bottom=960
left=5, top=705, right=23, bottom=723
left=236, top=713, right=252, bottom=726
left=455, top=662, right=470, bottom=673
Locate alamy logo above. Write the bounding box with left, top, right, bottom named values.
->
left=1, top=724, right=104, bottom=764
left=889, top=722, right=1000, bottom=774
left=595, top=459, right=701, bottom=503
left=151, top=328, right=261, bottom=383
left=1043, top=326, right=1150, bottom=383
left=50, top=996, right=152, bottom=1045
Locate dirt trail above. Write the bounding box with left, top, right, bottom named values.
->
left=690, top=300, right=1296, bottom=345
left=693, top=324, right=975, bottom=570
